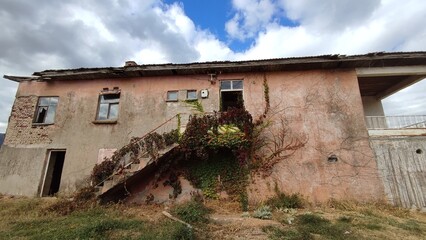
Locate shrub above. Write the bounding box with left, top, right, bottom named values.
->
left=266, top=191, right=303, bottom=209
left=171, top=200, right=211, bottom=224
left=90, top=160, right=116, bottom=186
left=253, top=205, right=272, bottom=219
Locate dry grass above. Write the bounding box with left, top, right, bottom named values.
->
left=1, top=196, right=425, bottom=239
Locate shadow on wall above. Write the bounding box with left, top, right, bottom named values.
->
left=0, top=133, right=4, bottom=146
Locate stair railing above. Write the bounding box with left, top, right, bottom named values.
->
left=94, top=113, right=182, bottom=188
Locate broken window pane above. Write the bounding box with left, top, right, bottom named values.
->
left=34, top=97, right=59, bottom=124
left=45, top=105, right=57, bottom=123
left=96, top=93, right=120, bottom=120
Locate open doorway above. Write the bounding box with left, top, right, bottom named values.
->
left=41, top=150, right=66, bottom=196
left=220, top=80, right=244, bottom=111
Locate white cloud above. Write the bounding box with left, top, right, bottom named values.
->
left=1, top=0, right=426, bottom=133
left=226, top=0, right=277, bottom=40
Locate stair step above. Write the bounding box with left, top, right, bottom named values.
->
left=102, top=180, right=114, bottom=193
left=130, top=163, right=140, bottom=172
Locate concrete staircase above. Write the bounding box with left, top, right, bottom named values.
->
left=95, top=143, right=178, bottom=196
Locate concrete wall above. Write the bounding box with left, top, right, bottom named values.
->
left=0, top=69, right=385, bottom=204
left=370, top=136, right=426, bottom=209
left=362, top=96, right=385, bottom=116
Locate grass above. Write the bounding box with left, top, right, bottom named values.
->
left=264, top=201, right=426, bottom=240
left=1, top=196, right=426, bottom=239
left=171, top=199, right=211, bottom=224
left=0, top=197, right=195, bottom=240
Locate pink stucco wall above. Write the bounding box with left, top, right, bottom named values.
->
left=1, top=69, right=384, bottom=203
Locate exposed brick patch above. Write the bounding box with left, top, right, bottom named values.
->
left=4, top=96, right=53, bottom=145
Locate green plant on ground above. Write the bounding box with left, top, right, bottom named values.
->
left=265, top=213, right=358, bottom=240
left=0, top=198, right=196, bottom=240
left=266, top=191, right=304, bottom=210
left=171, top=200, right=211, bottom=224
left=252, top=205, right=272, bottom=219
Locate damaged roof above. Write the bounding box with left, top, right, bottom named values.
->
left=4, top=52, right=426, bottom=82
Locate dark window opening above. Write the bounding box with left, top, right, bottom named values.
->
left=34, top=97, right=58, bottom=124
left=220, top=80, right=244, bottom=111
left=221, top=91, right=244, bottom=111
left=97, top=93, right=120, bottom=120
left=42, top=150, right=66, bottom=197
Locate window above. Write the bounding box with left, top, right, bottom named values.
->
left=167, top=91, right=178, bottom=102
left=220, top=80, right=244, bottom=111
left=96, top=93, right=120, bottom=120
left=34, top=97, right=58, bottom=124
left=187, top=90, right=197, bottom=100
left=220, top=80, right=243, bottom=91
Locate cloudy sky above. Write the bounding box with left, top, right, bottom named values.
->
left=1, top=0, right=426, bottom=132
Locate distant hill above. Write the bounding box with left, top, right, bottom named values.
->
left=0, top=133, right=4, bottom=146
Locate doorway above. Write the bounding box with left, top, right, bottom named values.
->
left=41, top=150, right=66, bottom=196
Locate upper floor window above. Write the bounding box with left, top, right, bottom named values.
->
left=220, top=80, right=243, bottom=91
left=34, top=97, right=58, bottom=124
left=220, top=80, right=244, bottom=111
left=187, top=90, right=197, bottom=100
left=96, top=93, right=120, bottom=120
left=167, top=91, right=178, bottom=102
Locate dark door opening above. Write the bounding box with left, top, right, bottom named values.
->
left=221, top=91, right=244, bottom=111
left=42, top=150, right=66, bottom=196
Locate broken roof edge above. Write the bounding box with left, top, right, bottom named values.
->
left=3, top=75, right=40, bottom=82
left=4, top=51, right=426, bottom=82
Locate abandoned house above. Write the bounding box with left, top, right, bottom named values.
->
left=0, top=52, right=425, bottom=208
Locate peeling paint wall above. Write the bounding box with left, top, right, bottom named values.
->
left=0, top=69, right=385, bottom=203
left=245, top=70, right=384, bottom=204
left=370, top=137, right=426, bottom=208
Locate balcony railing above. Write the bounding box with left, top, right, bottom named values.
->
left=365, top=115, right=426, bottom=129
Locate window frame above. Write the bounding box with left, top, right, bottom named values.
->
left=220, top=80, right=244, bottom=111
left=166, top=90, right=179, bottom=102
left=33, top=96, right=59, bottom=125
left=186, top=90, right=197, bottom=100
left=95, top=92, right=121, bottom=122
left=220, top=80, right=243, bottom=92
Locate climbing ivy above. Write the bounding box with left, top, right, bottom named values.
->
left=183, top=150, right=249, bottom=210
left=90, top=128, right=180, bottom=186
left=177, top=108, right=254, bottom=209
left=184, top=99, right=204, bottom=112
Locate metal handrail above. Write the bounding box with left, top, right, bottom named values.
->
left=95, top=114, right=182, bottom=187
left=365, top=115, right=426, bottom=129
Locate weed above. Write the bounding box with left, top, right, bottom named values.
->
left=171, top=200, right=211, bottom=224
left=337, top=216, right=352, bottom=223
left=266, top=192, right=303, bottom=209
left=295, top=214, right=356, bottom=240
left=398, top=219, right=423, bottom=234
left=262, top=226, right=306, bottom=240
left=253, top=205, right=272, bottom=219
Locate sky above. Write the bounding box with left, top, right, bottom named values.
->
left=1, top=0, right=426, bottom=132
